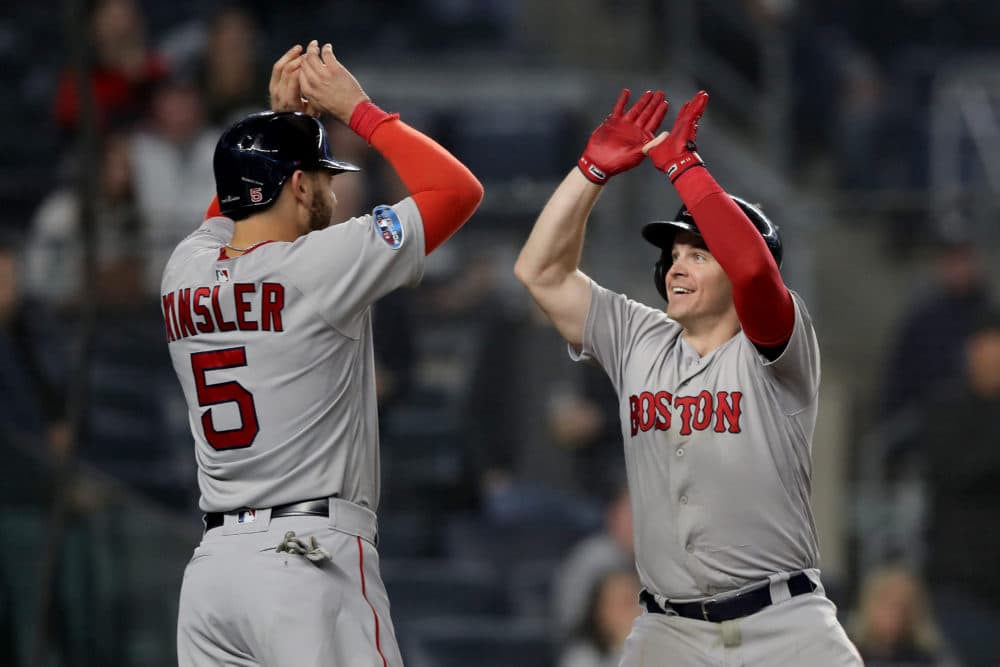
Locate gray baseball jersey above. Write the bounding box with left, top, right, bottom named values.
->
left=570, top=280, right=820, bottom=601
left=161, top=197, right=424, bottom=513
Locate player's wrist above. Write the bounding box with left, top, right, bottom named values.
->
left=577, top=154, right=609, bottom=185
left=666, top=158, right=706, bottom=184
left=651, top=142, right=706, bottom=183
left=349, top=100, right=399, bottom=143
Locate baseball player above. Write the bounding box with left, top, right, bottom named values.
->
left=515, top=89, right=862, bottom=665
left=164, top=41, right=482, bottom=666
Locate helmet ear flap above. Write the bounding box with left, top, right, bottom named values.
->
left=653, top=250, right=669, bottom=302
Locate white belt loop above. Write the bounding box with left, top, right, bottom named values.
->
left=328, top=497, right=379, bottom=546
left=767, top=571, right=792, bottom=604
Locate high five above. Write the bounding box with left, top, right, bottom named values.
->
left=515, top=89, right=862, bottom=666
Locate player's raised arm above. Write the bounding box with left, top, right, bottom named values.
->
left=299, top=41, right=482, bottom=254
left=515, top=89, right=667, bottom=347
left=644, top=92, right=795, bottom=350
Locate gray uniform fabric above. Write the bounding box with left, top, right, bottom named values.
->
left=570, top=280, right=861, bottom=665
left=162, top=198, right=424, bottom=513
left=177, top=507, right=401, bottom=667
left=164, top=198, right=423, bottom=666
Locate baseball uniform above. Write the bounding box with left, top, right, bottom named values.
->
left=166, top=198, right=424, bottom=667
left=569, top=281, right=862, bottom=665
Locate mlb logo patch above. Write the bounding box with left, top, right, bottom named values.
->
left=216, top=268, right=230, bottom=282
left=237, top=510, right=256, bottom=524
left=373, top=205, right=404, bottom=250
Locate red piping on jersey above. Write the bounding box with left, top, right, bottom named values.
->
left=216, top=240, right=278, bottom=260
left=365, top=114, right=483, bottom=255
left=671, top=167, right=794, bottom=347
left=357, top=536, right=388, bottom=667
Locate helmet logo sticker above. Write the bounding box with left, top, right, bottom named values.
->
left=373, top=205, right=404, bottom=250
left=249, top=187, right=263, bottom=203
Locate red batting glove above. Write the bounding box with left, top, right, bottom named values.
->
left=646, top=91, right=709, bottom=183
left=578, top=89, right=668, bottom=185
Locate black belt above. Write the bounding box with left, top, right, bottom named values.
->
left=204, top=498, right=330, bottom=531
left=640, top=572, right=816, bottom=623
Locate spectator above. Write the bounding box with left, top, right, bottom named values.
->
left=552, top=480, right=634, bottom=640
left=54, top=0, right=168, bottom=134
left=0, top=239, right=70, bottom=453
left=198, top=6, right=267, bottom=126
left=131, top=71, right=218, bottom=294
left=882, top=234, right=990, bottom=417
left=849, top=565, right=955, bottom=667
left=921, top=307, right=1000, bottom=667
left=373, top=288, right=415, bottom=414
left=547, top=364, right=621, bottom=497
left=25, top=131, right=145, bottom=311
left=559, top=567, right=641, bottom=667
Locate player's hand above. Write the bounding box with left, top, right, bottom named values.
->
left=299, top=40, right=370, bottom=125
left=578, top=89, right=668, bottom=185
left=644, top=90, right=708, bottom=183
left=268, top=45, right=319, bottom=116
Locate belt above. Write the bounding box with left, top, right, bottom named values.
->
left=640, top=572, right=816, bottom=623
left=204, top=498, right=332, bottom=531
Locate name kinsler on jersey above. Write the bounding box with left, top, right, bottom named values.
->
left=161, top=282, right=286, bottom=340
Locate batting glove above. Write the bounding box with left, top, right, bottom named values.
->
left=646, top=91, right=709, bottom=183
left=578, top=89, right=668, bottom=185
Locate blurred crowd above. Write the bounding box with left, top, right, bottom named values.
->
left=1, top=1, right=1000, bottom=666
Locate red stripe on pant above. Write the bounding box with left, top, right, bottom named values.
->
left=357, top=536, right=388, bottom=667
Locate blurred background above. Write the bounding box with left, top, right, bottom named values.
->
left=3, top=0, right=1000, bottom=665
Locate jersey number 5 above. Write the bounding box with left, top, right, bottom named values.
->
left=190, top=347, right=260, bottom=450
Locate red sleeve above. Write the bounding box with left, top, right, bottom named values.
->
left=352, top=102, right=483, bottom=255
left=204, top=196, right=221, bottom=221
left=672, top=167, right=794, bottom=347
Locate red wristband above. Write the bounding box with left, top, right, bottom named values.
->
left=577, top=155, right=609, bottom=185
left=349, top=101, right=400, bottom=143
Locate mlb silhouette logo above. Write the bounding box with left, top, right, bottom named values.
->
left=237, top=510, right=256, bottom=524
left=249, top=187, right=263, bottom=203
left=216, top=268, right=230, bottom=282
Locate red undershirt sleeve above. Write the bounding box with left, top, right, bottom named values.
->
left=204, top=196, right=221, bottom=220
left=203, top=103, right=484, bottom=255
left=352, top=102, right=483, bottom=255
left=672, top=167, right=795, bottom=348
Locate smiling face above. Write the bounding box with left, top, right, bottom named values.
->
left=665, top=231, right=736, bottom=328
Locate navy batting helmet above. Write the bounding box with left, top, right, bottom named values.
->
left=641, top=196, right=782, bottom=302
left=213, top=111, right=360, bottom=219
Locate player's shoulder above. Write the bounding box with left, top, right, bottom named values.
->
left=595, top=282, right=679, bottom=326
left=787, top=289, right=812, bottom=317
left=289, top=197, right=422, bottom=254
left=162, top=217, right=234, bottom=285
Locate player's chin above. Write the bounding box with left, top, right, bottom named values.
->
left=668, top=305, right=700, bottom=327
